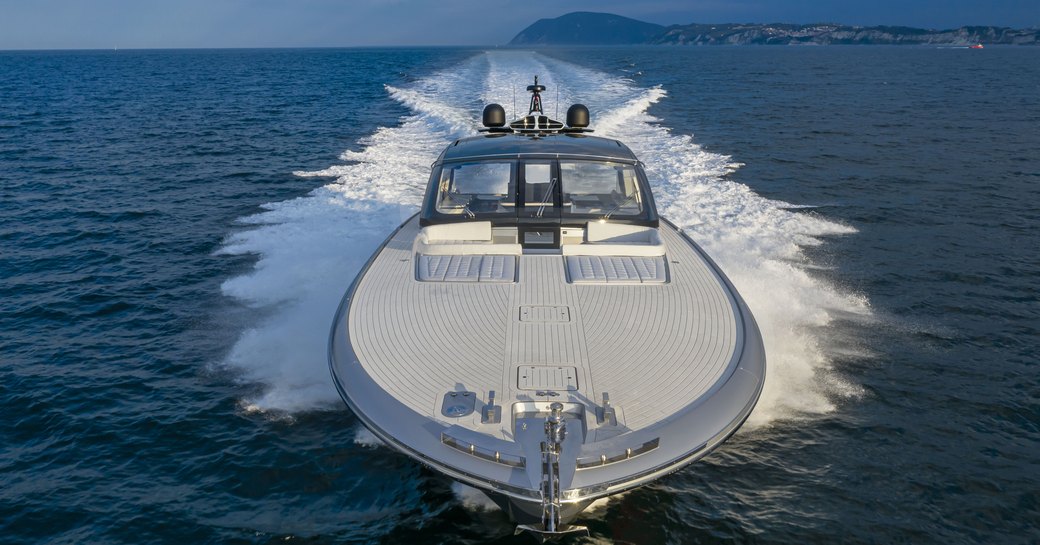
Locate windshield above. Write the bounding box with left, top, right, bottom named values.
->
left=560, top=160, right=643, bottom=218
left=521, top=161, right=556, bottom=218
left=424, top=158, right=651, bottom=225
left=434, top=161, right=514, bottom=216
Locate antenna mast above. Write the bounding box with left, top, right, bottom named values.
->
left=527, top=75, right=545, bottom=115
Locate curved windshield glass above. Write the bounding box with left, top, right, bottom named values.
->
left=434, top=161, right=515, bottom=216
left=560, top=161, right=643, bottom=218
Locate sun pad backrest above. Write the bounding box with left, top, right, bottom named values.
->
left=423, top=221, right=493, bottom=242
left=585, top=222, right=654, bottom=243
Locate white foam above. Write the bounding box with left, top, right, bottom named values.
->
left=352, top=425, right=385, bottom=448
left=585, top=489, right=630, bottom=513
left=451, top=482, right=499, bottom=511
left=216, top=58, right=490, bottom=413
left=219, top=51, right=869, bottom=425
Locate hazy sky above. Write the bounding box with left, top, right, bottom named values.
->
left=0, top=0, right=1037, bottom=50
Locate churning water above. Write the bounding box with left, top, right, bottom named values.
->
left=221, top=51, right=868, bottom=426
left=2, top=46, right=1037, bottom=544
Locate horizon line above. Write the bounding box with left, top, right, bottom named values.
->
left=2, top=42, right=1034, bottom=53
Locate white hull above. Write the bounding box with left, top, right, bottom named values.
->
left=329, top=215, right=765, bottom=535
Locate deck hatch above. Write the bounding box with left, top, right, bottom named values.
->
left=518, top=305, right=571, bottom=323
left=517, top=366, right=578, bottom=391
left=441, top=391, right=476, bottom=417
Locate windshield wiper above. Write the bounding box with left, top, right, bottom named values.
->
left=445, top=192, right=476, bottom=218
left=603, top=194, right=636, bottom=220
left=535, top=177, right=558, bottom=218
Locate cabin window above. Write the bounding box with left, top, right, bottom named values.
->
left=435, top=161, right=515, bottom=216
left=559, top=161, right=643, bottom=217
left=522, top=162, right=554, bottom=204
left=518, top=160, right=559, bottom=217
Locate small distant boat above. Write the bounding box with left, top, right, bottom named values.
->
left=970, top=43, right=984, bottom=49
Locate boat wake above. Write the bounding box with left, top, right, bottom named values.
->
left=218, top=51, right=869, bottom=424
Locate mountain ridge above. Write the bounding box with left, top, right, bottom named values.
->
left=510, top=12, right=664, bottom=45
left=508, top=12, right=1040, bottom=46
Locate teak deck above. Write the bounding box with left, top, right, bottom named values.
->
left=345, top=217, right=743, bottom=441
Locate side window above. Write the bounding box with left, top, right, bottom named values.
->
left=435, top=161, right=514, bottom=215
left=560, top=161, right=643, bottom=217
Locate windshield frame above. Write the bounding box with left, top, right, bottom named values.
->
left=420, top=156, right=658, bottom=228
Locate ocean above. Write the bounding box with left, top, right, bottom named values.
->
left=1, top=46, right=1037, bottom=544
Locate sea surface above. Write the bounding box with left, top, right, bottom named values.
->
left=1, top=46, right=1037, bottom=544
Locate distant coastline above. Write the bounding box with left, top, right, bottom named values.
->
left=510, top=12, right=1040, bottom=46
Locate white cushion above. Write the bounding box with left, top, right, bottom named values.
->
left=566, top=256, right=667, bottom=284
left=415, top=221, right=521, bottom=256
left=561, top=222, right=666, bottom=256
left=418, top=255, right=516, bottom=282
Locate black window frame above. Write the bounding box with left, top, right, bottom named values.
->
left=420, top=157, right=659, bottom=229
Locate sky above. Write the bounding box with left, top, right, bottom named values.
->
left=0, top=0, right=1037, bottom=50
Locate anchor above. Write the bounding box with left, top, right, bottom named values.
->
left=515, top=402, right=589, bottom=542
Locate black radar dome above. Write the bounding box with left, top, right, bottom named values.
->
left=482, top=104, right=506, bottom=128
left=566, top=104, right=590, bottom=128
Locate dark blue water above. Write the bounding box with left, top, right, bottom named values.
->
left=1, top=46, right=1037, bottom=544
